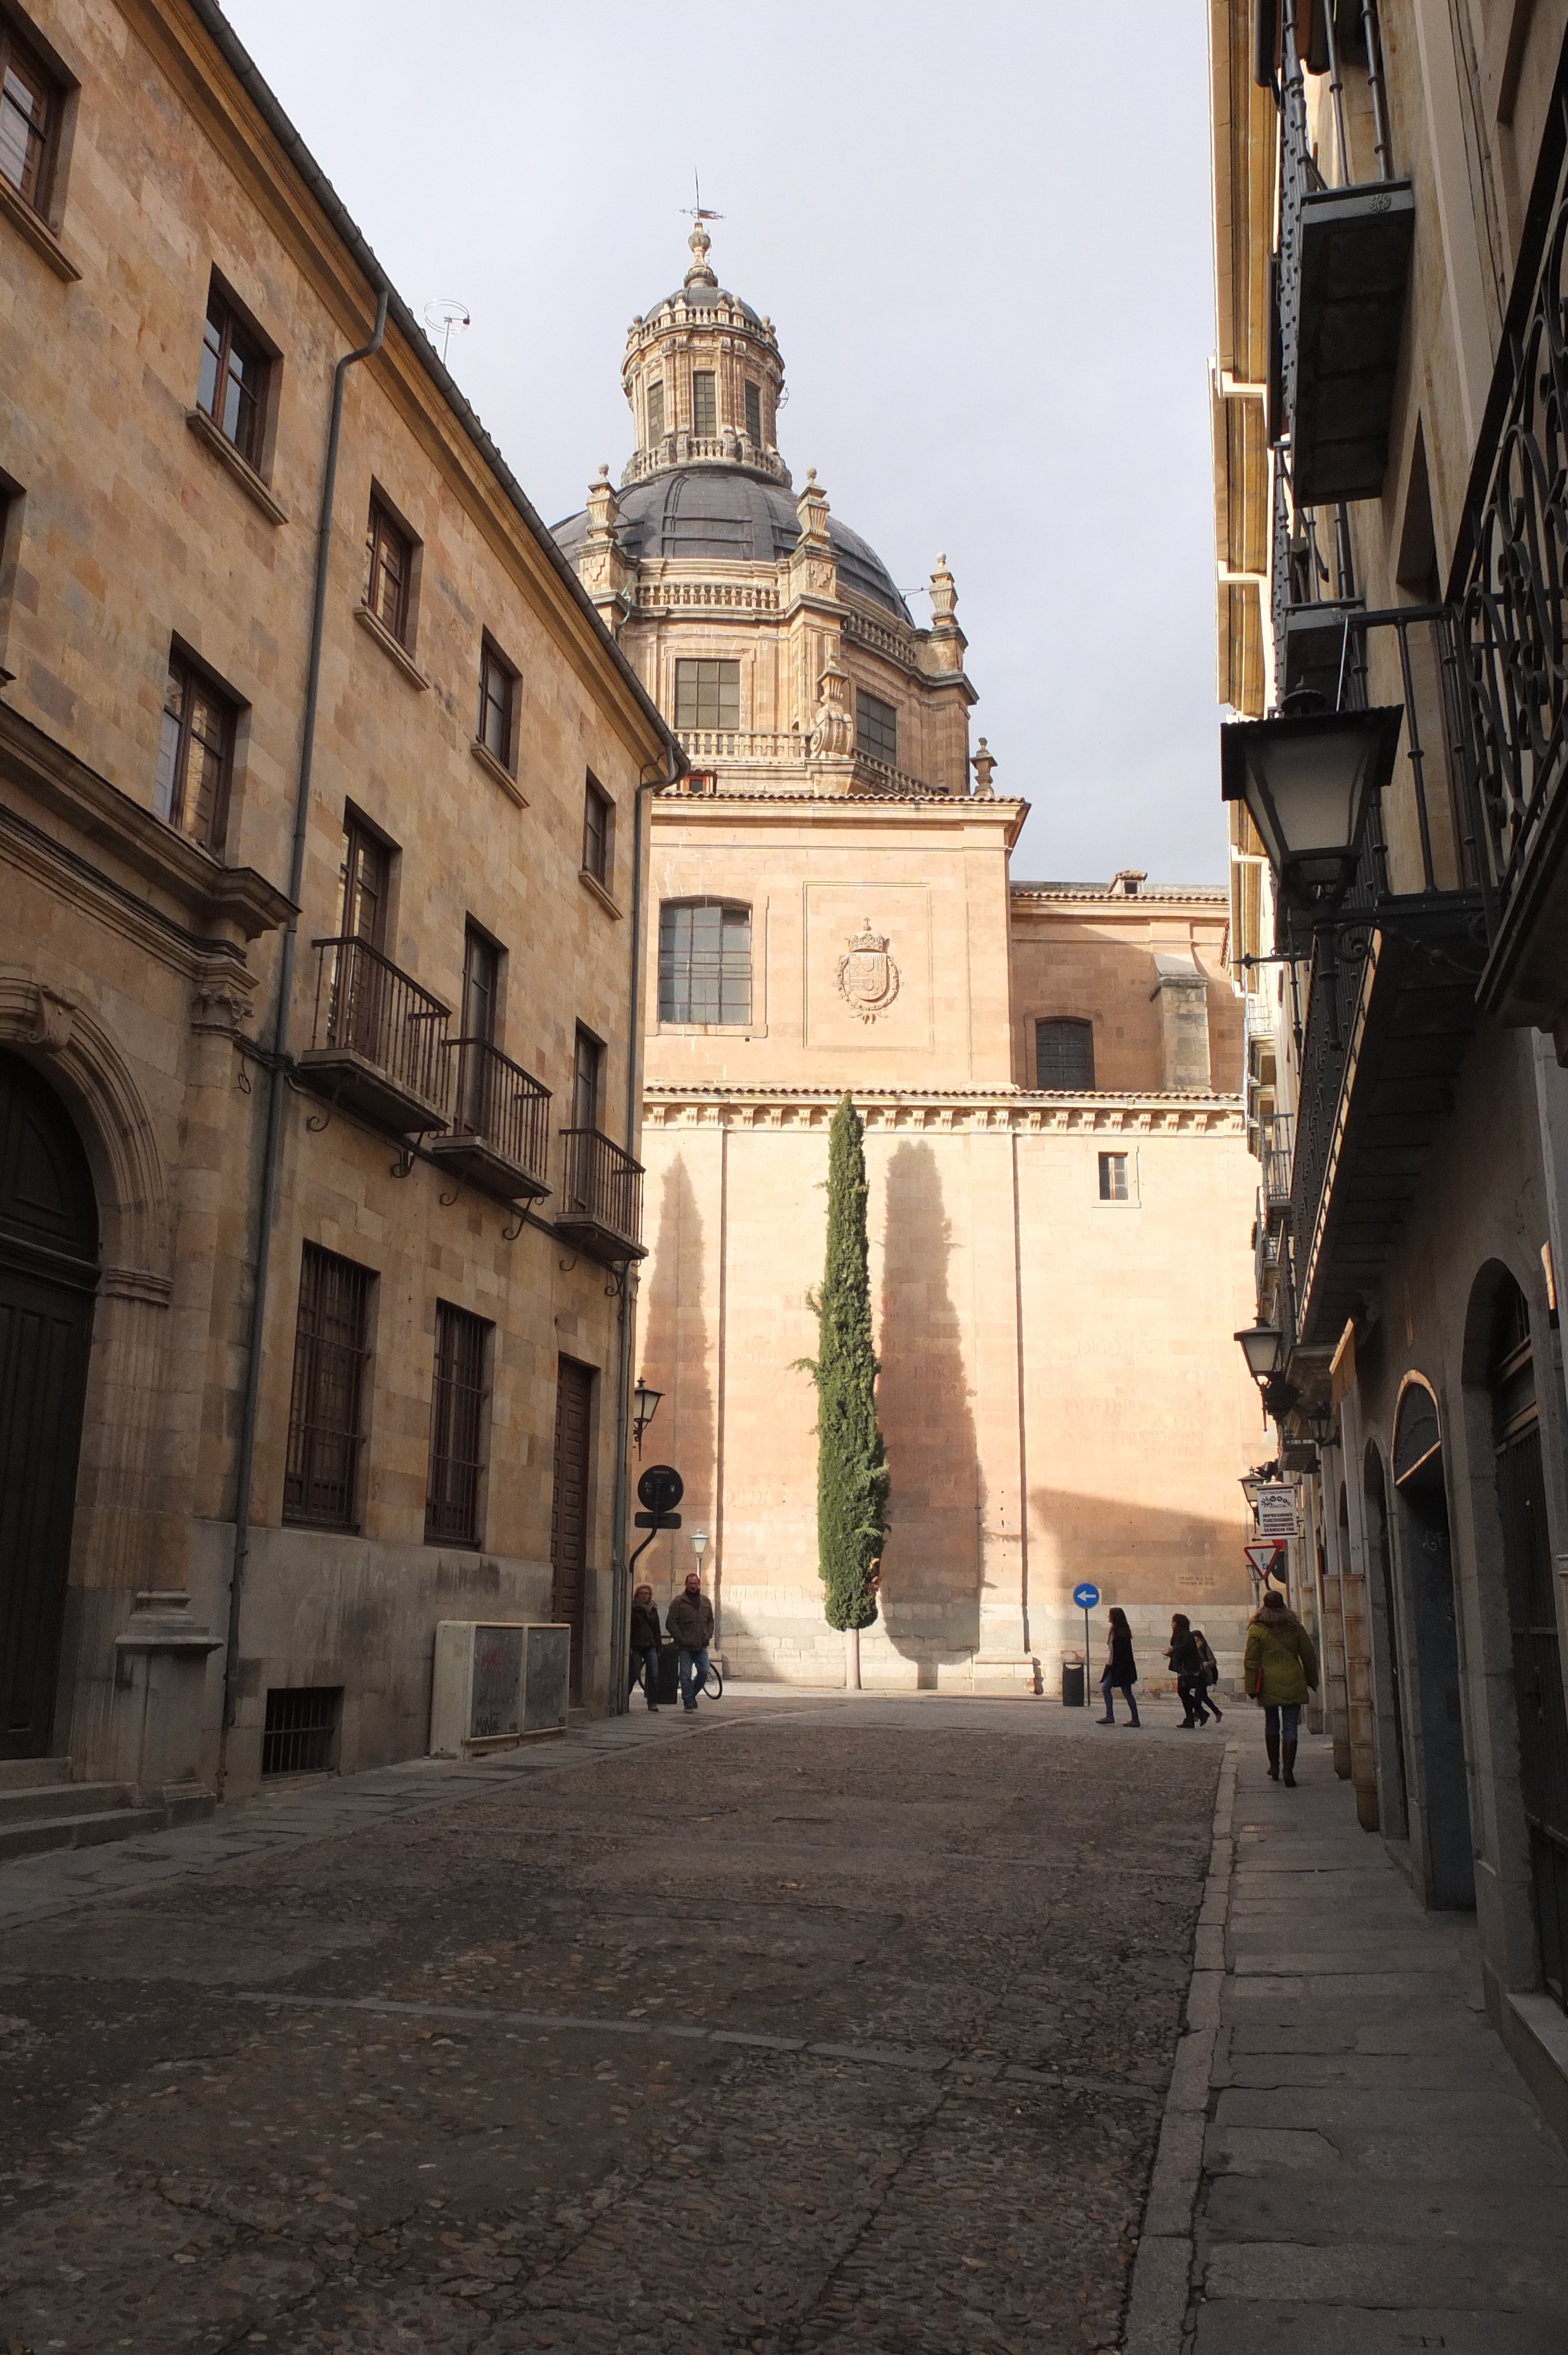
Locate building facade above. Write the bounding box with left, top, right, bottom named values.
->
left=0, top=0, right=673, bottom=1802
left=1210, top=0, right=1568, bottom=2137
left=556, top=231, right=1263, bottom=1691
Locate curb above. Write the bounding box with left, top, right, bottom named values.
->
left=1120, top=1739, right=1237, bottom=2351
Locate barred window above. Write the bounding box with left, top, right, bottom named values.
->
left=675, top=659, right=740, bottom=731
left=155, top=649, right=235, bottom=851
left=659, top=899, right=752, bottom=1026
left=744, top=380, right=762, bottom=443
left=284, top=1246, right=373, bottom=1529
left=1036, top=1017, right=1095, bottom=1090
left=426, top=1302, right=490, bottom=1548
left=692, top=371, right=716, bottom=436
left=856, top=691, right=898, bottom=767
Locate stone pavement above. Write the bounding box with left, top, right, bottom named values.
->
left=1125, top=1722, right=1568, bottom=2353
left=0, top=1689, right=1220, bottom=2353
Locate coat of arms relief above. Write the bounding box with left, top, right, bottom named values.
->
left=836, top=917, right=900, bottom=1023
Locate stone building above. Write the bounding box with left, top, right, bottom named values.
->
left=556, top=229, right=1262, bottom=1690
left=1210, top=0, right=1568, bottom=2135
left=0, top=0, right=674, bottom=1807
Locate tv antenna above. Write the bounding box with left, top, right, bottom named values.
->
left=423, top=298, right=471, bottom=366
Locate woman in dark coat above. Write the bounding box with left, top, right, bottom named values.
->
left=1168, top=1613, right=1211, bottom=1728
left=1097, top=1606, right=1141, bottom=1726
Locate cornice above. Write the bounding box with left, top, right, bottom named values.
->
left=1010, top=885, right=1229, bottom=907
left=650, top=789, right=1029, bottom=848
left=643, top=1086, right=1245, bottom=1136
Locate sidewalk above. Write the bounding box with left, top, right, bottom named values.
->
left=1126, top=1727, right=1568, bottom=2353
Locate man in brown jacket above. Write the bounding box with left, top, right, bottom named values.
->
left=665, top=1570, right=715, bottom=1713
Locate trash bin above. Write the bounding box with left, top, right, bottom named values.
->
left=657, top=1644, right=680, bottom=1705
left=1061, top=1651, right=1085, bottom=1709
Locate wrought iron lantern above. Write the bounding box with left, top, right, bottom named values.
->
left=1221, top=704, right=1403, bottom=908
left=632, top=1376, right=662, bottom=1457
left=1235, top=1321, right=1284, bottom=1385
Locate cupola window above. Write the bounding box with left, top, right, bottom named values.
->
left=675, top=659, right=740, bottom=732
left=646, top=380, right=665, bottom=443
left=855, top=690, right=898, bottom=768
left=691, top=372, right=717, bottom=436
left=744, top=381, right=762, bottom=444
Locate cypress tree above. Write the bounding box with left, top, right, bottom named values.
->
left=798, top=1094, right=889, bottom=1631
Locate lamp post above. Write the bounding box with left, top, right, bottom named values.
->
left=1220, top=703, right=1403, bottom=911
left=691, top=1528, right=708, bottom=1574
left=632, top=1377, right=662, bottom=1458
left=1235, top=1319, right=1298, bottom=1424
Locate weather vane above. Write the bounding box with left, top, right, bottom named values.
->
left=684, top=170, right=723, bottom=228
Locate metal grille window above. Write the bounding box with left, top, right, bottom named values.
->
left=284, top=1246, right=373, bottom=1528
left=856, top=691, right=898, bottom=767
left=646, top=380, right=665, bottom=442
left=0, top=21, right=59, bottom=216
left=197, top=283, right=268, bottom=467
left=261, top=1687, right=341, bottom=1777
left=426, top=1302, right=490, bottom=1547
left=659, top=900, right=752, bottom=1024
left=477, top=638, right=516, bottom=768
left=583, top=773, right=613, bottom=885
left=675, top=659, right=740, bottom=730
left=691, top=371, right=717, bottom=436
left=1098, top=1152, right=1130, bottom=1203
left=155, top=649, right=235, bottom=851
left=1037, top=1017, right=1095, bottom=1090
left=745, top=380, right=762, bottom=443
left=364, top=495, right=413, bottom=645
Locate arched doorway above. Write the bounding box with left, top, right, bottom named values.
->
left=1393, top=1381, right=1474, bottom=1909
left=1364, top=1444, right=1408, bottom=1835
left=1489, top=1276, right=1568, bottom=2006
left=0, top=1051, right=99, bottom=1757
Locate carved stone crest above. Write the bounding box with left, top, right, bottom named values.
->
left=836, top=917, right=900, bottom=1024
left=31, top=984, right=76, bottom=1053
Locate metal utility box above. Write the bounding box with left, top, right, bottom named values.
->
left=429, top=1621, right=571, bottom=1757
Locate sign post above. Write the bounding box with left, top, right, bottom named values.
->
left=1072, top=1582, right=1101, bottom=1704
left=1244, top=1538, right=1287, bottom=1588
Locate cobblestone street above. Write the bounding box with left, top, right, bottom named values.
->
left=0, top=1697, right=1218, bottom=2353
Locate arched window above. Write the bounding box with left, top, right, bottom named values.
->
left=1035, top=1017, right=1095, bottom=1090
left=659, top=900, right=752, bottom=1025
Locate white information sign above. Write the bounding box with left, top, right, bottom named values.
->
left=1255, top=1485, right=1297, bottom=1540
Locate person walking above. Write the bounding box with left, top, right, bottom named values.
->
left=629, top=1583, right=663, bottom=1712
left=1097, top=1606, right=1141, bottom=1726
left=1191, top=1626, right=1224, bottom=1722
left=1243, top=1587, right=1319, bottom=1785
left=665, top=1568, right=715, bottom=1713
left=1168, top=1613, right=1211, bottom=1728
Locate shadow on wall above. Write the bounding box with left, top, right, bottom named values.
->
left=877, top=1141, right=982, bottom=1672
left=1030, top=1488, right=1250, bottom=1616
left=634, top=1156, right=715, bottom=1599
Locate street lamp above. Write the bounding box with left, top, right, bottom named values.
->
left=1221, top=704, right=1403, bottom=909
left=691, top=1528, right=708, bottom=1572
left=632, top=1376, right=662, bottom=1457
left=1235, top=1321, right=1284, bottom=1384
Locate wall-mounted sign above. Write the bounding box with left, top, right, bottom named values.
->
left=1254, top=1485, right=1297, bottom=1540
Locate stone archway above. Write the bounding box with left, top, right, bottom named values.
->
left=1392, top=1378, right=1475, bottom=1910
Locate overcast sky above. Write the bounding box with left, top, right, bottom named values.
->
left=222, top=1, right=1222, bottom=885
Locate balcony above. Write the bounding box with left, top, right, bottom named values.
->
left=427, top=1039, right=552, bottom=1205
left=555, top=1128, right=646, bottom=1265
left=1261, top=1111, right=1294, bottom=1229
left=1275, top=27, right=1413, bottom=506
left=297, top=937, right=450, bottom=1136
left=1461, top=101, right=1568, bottom=1048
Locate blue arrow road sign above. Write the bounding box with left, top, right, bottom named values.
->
left=1072, top=1582, right=1101, bottom=1611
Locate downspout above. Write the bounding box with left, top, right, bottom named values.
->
left=607, top=740, right=685, bottom=1715
left=216, top=287, right=389, bottom=1792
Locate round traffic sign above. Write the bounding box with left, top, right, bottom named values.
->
left=637, top=1463, right=684, bottom=1517
left=1072, top=1582, right=1101, bottom=1611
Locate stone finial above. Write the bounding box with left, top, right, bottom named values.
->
left=685, top=223, right=717, bottom=288
left=970, top=737, right=997, bottom=798
left=811, top=649, right=855, bottom=760
left=584, top=463, right=620, bottom=542
left=929, top=552, right=958, bottom=627
left=796, top=466, right=830, bottom=548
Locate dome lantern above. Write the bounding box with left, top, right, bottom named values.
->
left=620, top=228, right=789, bottom=490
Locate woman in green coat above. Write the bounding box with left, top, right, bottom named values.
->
left=1243, top=1588, right=1319, bottom=1786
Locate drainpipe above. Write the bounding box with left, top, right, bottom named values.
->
left=216, top=286, right=389, bottom=1793
left=607, top=740, right=685, bottom=1714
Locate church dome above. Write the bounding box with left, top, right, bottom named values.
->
left=553, top=465, right=911, bottom=622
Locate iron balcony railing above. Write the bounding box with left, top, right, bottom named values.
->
left=1261, top=1112, right=1295, bottom=1216
left=447, top=1037, right=551, bottom=1189
left=308, top=936, right=450, bottom=1113
left=559, top=1127, right=645, bottom=1251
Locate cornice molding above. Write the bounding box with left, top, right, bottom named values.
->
left=643, top=1086, right=1245, bottom=1136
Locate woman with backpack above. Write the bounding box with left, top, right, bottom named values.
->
left=1167, top=1614, right=1211, bottom=1728
left=1191, top=1627, right=1223, bottom=1722
left=1243, top=1588, right=1319, bottom=1785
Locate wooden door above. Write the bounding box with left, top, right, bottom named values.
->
left=0, top=1053, right=99, bottom=1757
left=550, top=1356, right=594, bottom=1699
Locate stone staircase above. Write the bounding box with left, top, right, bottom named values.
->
left=0, top=1757, right=214, bottom=1863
